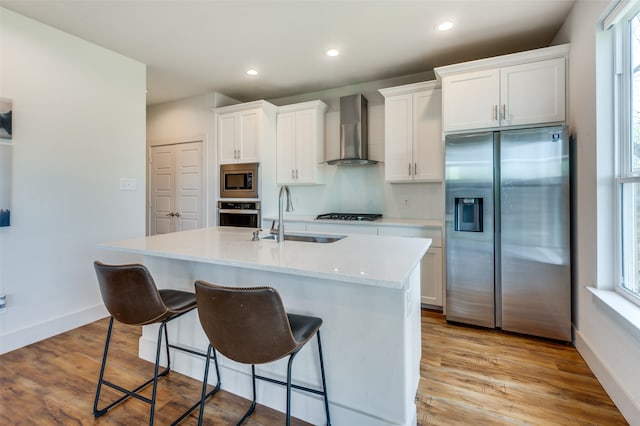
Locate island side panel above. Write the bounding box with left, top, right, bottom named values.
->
left=140, top=255, right=421, bottom=426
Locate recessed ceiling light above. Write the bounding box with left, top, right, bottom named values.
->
left=437, top=21, right=454, bottom=31
left=326, top=48, right=340, bottom=57
left=246, top=69, right=258, bottom=76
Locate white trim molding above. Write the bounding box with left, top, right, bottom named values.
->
left=0, top=304, right=108, bottom=355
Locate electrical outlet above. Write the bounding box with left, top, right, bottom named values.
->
left=401, top=199, right=411, bottom=209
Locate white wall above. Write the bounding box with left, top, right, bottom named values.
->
left=0, top=8, right=146, bottom=354
left=146, top=92, right=238, bottom=229
left=553, top=1, right=640, bottom=422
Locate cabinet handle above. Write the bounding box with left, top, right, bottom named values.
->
left=295, top=169, right=299, bottom=179
left=408, top=163, right=412, bottom=176
left=174, top=212, right=181, bottom=218
left=493, top=105, right=498, bottom=121
left=291, top=169, right=295, bottom=179
left=414, top=163, right=417, bottom=175
left=501, top=104, right=506, bottom=120
left=165, top=212, right=175, bottom=217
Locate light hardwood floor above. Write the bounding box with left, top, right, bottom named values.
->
left=0, top=310, right=627, bottom=425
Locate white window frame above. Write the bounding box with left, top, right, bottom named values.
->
left=614, top=2, right=640, bottom=306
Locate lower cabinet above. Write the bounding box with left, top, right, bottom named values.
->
left=420, top=247, right=443, bottom=307
left=377, top=226, right=443, bottom=308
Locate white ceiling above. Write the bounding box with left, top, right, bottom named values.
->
left=1, top=0, right=576, bottom=105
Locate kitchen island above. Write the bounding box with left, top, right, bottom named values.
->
left=99, top=226, right=431, bottom=426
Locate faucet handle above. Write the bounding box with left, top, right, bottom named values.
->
left=270, top=220, right=277, bottom=234
left=252, top=229, right=263, bottom=241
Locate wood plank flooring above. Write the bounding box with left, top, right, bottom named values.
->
left=0, top=310, right=627, bottom=425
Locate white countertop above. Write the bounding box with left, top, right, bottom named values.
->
left=263, top=215, right=443, bottom=228
left=99, top=226, right=431, bottom=290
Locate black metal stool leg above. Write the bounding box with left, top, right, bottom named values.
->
left=148, top=322, right=168, bottom=425
left=237, top=364, right=257, bottom=425
left=317, top=331, right=331, bottom=426
left=285, top=351, right=300, bottom=426
left=162, top=320, right=171, bottom=375
left=93, top=317, right=115, bottom=417
left=196, top=344, right=222, bottom=426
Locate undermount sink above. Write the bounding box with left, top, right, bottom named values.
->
left=262, top=233, right=346, bottom=243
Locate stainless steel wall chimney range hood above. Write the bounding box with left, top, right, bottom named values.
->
left=326, top=94, right=377, bottom=166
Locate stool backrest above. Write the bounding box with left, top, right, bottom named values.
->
left=94, top=261, right=169, bottom=326
left=195, top=280, right=298, bottom=364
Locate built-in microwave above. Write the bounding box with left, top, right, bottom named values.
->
left=220, top=163, right=258, bottom=198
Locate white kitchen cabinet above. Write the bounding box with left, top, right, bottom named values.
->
left=436, top=44, right=569, bottom=132
left=440, top=68, right=500, bottom=132
left=500, top=58, right=566, bottom=127
left=216, top=100, right=277, bottom=164
left=379, top=81, right=443, bottom=182
left=421, top=247, right=443, bottom=307
left=377, top=226, right=443, bottom=307
left=276, top=100, right=327, bottom=184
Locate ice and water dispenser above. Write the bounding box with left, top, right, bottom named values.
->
left=454, top=197, right=483, bottom=232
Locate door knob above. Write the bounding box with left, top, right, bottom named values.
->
left=174, top=212, right=181, bottom=217
left=165, top=212, right=175, bottom=217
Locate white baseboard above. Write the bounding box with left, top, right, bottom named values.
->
left=0, top=304, right=108, bottom=355
left=575, top=329, right=640, bottom=424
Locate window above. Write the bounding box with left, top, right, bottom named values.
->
left=617, top=4, right=640, bottom=303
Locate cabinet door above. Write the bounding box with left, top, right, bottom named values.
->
left=501, top=58, right=565, bottom=127
left=276, top=111, right=296, bottom=184
left=384, top=93, right=413, bottom=182
left=413, top=88, right=443, bottom=181
left=294, top=109, right=317, bottom=183
left=239, top=109, right=260, bottom=162
left=442, top=68, right=500, bottom=132
left=218, top=113, right=238, bottom=164
left=421, top=247, right=443, bottom=307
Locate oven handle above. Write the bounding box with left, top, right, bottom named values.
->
left=218, top=209, right=260, bottom=214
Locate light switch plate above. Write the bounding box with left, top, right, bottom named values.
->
left=119, top=178, right=137, bottom=191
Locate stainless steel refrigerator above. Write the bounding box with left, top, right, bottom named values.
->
left=445, top=125, right=571, bottom=341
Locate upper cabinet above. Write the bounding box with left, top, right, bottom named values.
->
left=435, top=44, right=569, bottom=133
left=379, top=81, right=443, bottom=182
left=216, top=100, right=277, bottom=164
left=276, top=100, right=327, bottom=185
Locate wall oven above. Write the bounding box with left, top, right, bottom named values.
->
left=218, top=201, right=260, bottom=228
left=220, top=163, right=258, bottom=199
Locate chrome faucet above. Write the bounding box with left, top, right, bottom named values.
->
left=276, top=185, right=294, bottom=242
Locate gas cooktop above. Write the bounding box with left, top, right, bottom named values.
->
left=315, top=213, right=382, bottom=221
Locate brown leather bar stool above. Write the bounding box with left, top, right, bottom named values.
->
left=93, top=261, right=221, bottom=426
left=194, top=280, right=331, bottom=426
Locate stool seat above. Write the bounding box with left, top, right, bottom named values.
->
left=287, top=313, right=322, bottom=345
left=158, top=289, right=197, bottom=313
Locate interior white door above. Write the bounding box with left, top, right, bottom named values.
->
left=175, top=143, right=204, bottom=232
left=150, top=145, right=175, bottom=235
left=150, top=141, right=204, bottom=235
